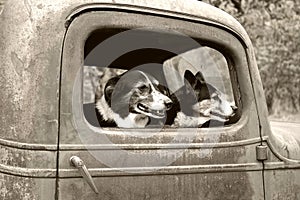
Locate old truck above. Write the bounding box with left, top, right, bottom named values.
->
left=0, top=0, right=299, bottom=199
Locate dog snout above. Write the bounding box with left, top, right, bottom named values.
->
left=231, top=105, right=238, bottom=111
left=165, top=99, right=173, bottom=110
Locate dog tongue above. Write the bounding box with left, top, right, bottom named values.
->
left=137, top=104, right=165, bottom=118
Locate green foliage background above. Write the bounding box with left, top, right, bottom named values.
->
left=1, top=0, right=299, bottom=119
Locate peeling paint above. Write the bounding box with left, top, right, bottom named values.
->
left=24, top=0, right=33, bottom=21
left=1, top=0, right=299, bottom=199
left=10, top=52, right=24, bottom=78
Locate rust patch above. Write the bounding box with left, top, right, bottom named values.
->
left=10, top=52, right=24, bottom=78
left=0, top=174, right=36, bottom=200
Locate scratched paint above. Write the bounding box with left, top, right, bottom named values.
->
left=0, top=0, right=299, bottom=199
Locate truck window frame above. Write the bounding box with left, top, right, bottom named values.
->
left=61, top=11, right=256, bottom=142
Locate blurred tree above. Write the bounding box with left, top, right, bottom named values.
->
left=203, top=0, right=300, bottom=118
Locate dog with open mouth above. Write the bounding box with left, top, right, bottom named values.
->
left=95, top=70, right=173, bottom=128
left=166, top=70, right=237, bottom=127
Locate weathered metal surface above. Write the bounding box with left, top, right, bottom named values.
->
left=58, top=172, right=264, bottom=200
left=256, top=145, right=268, bottom=161
left=262, top=136, right=300, bottom=199
left=0, top=174, right=56, bottom=200
left=58, top=143, right=261, bottom=174
left=58, top=9, right=263, bottom=199
left=269, top=121, right=300, bottom=159
left=0, top=0, right=64, bottom=198
left=0, top=0, right=62, bottom=144
left=0, top=0, right=266, bottom=149
left=0, top=145, right=57, bottom=176
left=264, top=169, right=300, bottom=200
left=0, top=0, right=299, bottom=199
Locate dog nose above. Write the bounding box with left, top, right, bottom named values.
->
left=231, top=105, right=238, bottom=111
left=165, top=100, right=173, bottom=110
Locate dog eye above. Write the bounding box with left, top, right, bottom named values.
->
left=157, top=85, right=168, bottom=95
left=138, top=85, right=148, bottom=91
left=211, top=93, right=219, bottom=100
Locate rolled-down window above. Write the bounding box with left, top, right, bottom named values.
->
left=83, top=28, right=238, bottom=129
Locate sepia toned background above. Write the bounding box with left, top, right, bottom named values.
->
left=202, top=0, right=300, bottom=122
left=1, top=0, right=299, bottom=121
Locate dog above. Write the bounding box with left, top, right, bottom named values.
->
left=95, top=70, right=173, bottom=128
left=166, top=70, right=237, bottom=127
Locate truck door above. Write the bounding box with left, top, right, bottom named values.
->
left=57, top=10, right=264, bottom=199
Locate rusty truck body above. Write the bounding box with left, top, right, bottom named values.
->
left=0, top=0, right=299, bottom=199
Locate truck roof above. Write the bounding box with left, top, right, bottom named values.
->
left=1, top=0, right=251, bottom=46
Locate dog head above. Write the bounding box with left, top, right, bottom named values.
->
left=184, top=70, right=236, bottom=122
left=104, top=70, right=173, bottom=121
left=168, top=70, right=236, bottom=127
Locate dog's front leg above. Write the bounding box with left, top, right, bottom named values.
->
left=173, top=112, right=210, bottom=128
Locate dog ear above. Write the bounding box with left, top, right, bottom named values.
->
left=184, top=70, right=197, bottom=87
left=195, top=71, right=205, bottom=84
left=104, top=76, right=120, bottom=106
left=184, top=70, right=206, bottom=87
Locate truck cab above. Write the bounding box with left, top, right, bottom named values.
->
left=0, top=0, right=299, bottom=199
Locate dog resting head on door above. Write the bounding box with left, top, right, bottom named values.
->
left=166, top=70, right=237, bottom=127
left=95, top=70, right=173, bottom=128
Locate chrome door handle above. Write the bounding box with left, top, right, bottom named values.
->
left=70, top=156, right=99, bottom=194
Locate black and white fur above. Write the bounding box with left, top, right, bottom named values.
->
left=95, top=70, right=173, bottom=128
left=167, top=70, right=236, bottom=127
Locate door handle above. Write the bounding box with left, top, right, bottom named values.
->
left=70, top=156, right=99, bottom=194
